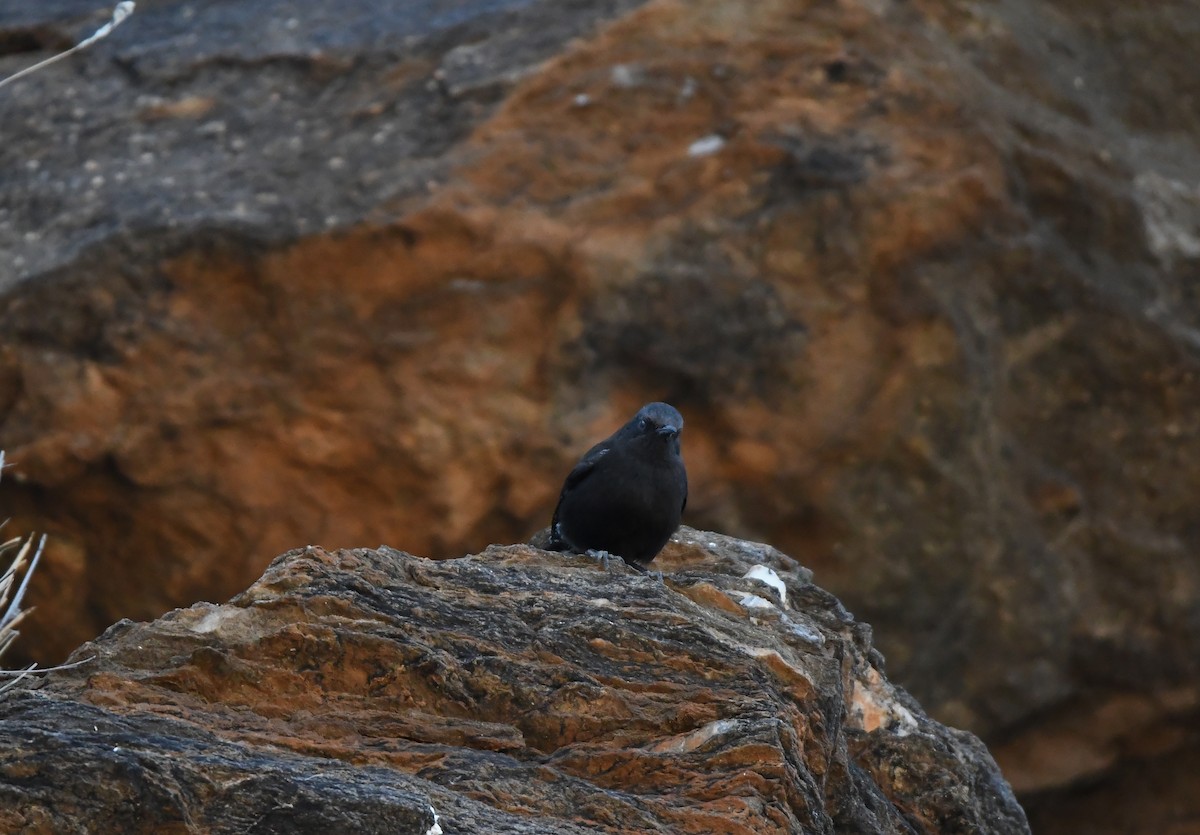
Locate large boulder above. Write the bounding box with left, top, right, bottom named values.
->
left=0, top=532, right=1028, bottom=833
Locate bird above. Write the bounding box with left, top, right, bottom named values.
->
left=546, top=402, right=688, bottom=570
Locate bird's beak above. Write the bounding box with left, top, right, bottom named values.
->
left=656, top=425, right=680, bottom=437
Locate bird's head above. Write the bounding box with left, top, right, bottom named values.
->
left=627, top=402, right=684, bottom=453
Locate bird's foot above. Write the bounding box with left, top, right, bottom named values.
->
left=585, top=549, right=614, bottom=570
left=624, top=562, right=664, bottom=583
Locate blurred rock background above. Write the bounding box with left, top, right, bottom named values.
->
left=1, top=0, right=1197, bottom=831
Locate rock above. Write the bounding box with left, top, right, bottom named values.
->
left=2, top=0, right=1199, bottom=830
left=0, top=531, right=1029, bottom=834
left=1023, top=741, right=1200, bottom=835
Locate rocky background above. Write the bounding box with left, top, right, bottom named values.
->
left=1, top=0, right=1198, bottom=832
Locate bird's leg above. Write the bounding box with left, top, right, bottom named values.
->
left=585, top=549, right=613, bottom=570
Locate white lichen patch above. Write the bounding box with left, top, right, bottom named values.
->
left=646, top=718, right=740, bottom=754
left=186, top=604, right=271, bottom=643
left=743, top=564, right=787, bottom=608
left=737, top=592, right=776, bottom=610
left=783, top=616, right=824, bottom=646
left=850, top=665, right=919, bottom=737
left=687, top=134, right=725, bottom=157
left=1135, top=171, right=1200, bottom=264
left=191, top=604, right=241, bottom=635
left=610, top=63, right=644, bottom=88
left=425, top=805, right=443, bottom=835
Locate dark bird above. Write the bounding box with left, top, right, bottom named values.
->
left=547, top=402, right=688, bottom=570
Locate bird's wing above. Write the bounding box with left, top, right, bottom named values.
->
left=548, top=444, right=610, bottom=545
left=562, top=442, right=609, bottom=491
left=680, top=466, right=688, bottom=514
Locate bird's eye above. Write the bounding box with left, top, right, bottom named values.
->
left=639, top=417, right=651, bottom=431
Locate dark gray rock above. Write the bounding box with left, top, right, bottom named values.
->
left=0, top=0, right=646, bottom=289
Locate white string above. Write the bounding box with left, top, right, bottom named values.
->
left=0, top=2, right=136, bottom=92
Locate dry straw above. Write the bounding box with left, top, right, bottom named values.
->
left=0, top=2, right=136, bottom=92
left=0, top=452, right=92, bottom=694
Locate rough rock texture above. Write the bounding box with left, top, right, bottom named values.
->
left=2, top=0, right=1199, bottom=830
left=0, top=532, right=1028, bottom=834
